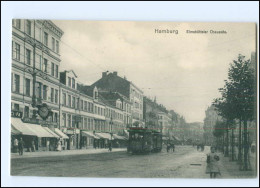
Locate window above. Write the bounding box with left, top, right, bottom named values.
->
left=26, top=49, right=31, bottom=65
left=55, top=65, right=58, bottom=78
left=14, top=103, right=19, bottom=111
left=44, top=32, right=48, bottom=46
left=26, top=20, right=31, bottom=35
left=36, top=54, right=42, bottom=70
left=35, top=26, right=41, bottom=41
left=14, top=43, right=20, bottom=60
left=72, top=78, right=75, bottom=89
left=52, top=37, right=55, bottom=51
left=13, top=19, right=21, bottom=29
left=68, top=77, right=71, bottom=87
left=80, top=100, right=83, bottom=110
left=25, top=78, right=30, bottom=96
left=67, top=114, right=71, bottom=127
left=43, top=85, right=47, bottom=100
left=14, top=74, right=20, bottom=93
left=55, top=89, right=58, bottom=103
left=36, top=82, right=42, bottom=99
left=24, top=106, right=29, bottom=118
left=51, top=88, right=54, bottom=102
left=84, top=101, right=87, bottom=111
left=72, top=116, right=76, bottom=128
left=94, top=106, right=97, bottom=114
left=72, top=96, right=75, bottom=108
left=43, top=58, right=48, bottom=73
left=54, top=113, right=58, bottom=122
left=62, top=113, right=66, bottom=127
left=76, top=98, right=79, bottom=109
left=62, top=93, right=66, bottom=106
left=56, top=40, right=59, bottom=53
left=68, top=95, right=71, bottom=107
left=51, top=62, right=55, bottom=76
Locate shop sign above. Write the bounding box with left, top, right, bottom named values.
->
left=22, top=117, right=42, bottom=124
left=67, top=129, right=75, bottom=134
left=11, top=110, right=23, bottom=118
left=75, top=129, right=80, bottom=134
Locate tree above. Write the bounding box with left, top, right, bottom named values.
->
left=213, top=54, right=255, bottom=170
left=213, top=121, right=225, bottom=152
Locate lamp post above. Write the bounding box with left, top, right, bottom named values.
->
left=109, top=116, right=113, bottom=151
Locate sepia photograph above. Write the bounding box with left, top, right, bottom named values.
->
left=1, top=1, right=259, bottom=187
left=9, top=20, right=257, bottom=179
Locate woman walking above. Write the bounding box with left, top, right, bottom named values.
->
left=206, top=146, right=221, bottom=178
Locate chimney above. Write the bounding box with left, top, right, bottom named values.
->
left=113, top=71, right=118, bottom=76
left=102, top=72, right=107, bottom=78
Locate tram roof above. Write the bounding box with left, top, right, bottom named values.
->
left=127, top=127, right=161, bottom=133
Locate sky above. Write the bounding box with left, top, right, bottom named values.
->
left=53, top=20, right=256, bottom=123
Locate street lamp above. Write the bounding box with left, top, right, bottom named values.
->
left=109, top=116, right=113, bottom=151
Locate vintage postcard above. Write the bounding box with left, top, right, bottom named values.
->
left=10, top=20, right=257, bottom=178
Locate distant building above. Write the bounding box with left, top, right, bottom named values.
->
left=91, top=71, right=144, bottom=127
left=203, top=105, right=222, bottom=145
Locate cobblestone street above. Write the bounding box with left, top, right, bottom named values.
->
left=11, top=146, right=257, bottom=178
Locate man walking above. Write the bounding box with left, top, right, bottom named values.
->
left=13, top=138, right=18, bottom=153
left=18, top=138, right=24, bottom=156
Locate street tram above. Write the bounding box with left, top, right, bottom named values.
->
left=127, top=127, right=162, bottom=154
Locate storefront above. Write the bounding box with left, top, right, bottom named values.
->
left=54, top=128, right=69, bottom=150
left=64, top=128, right=80, bottom=150
left=81, top=131, right=99, bottom=149
left=11, top=117, right=60, bottom=152
left=112, top=134, right=127, bottom=148
left=95, top=132, right=113, bottom=148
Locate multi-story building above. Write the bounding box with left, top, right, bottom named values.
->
left=91, top=71, right=144, bottom=127
left=203, top=105, right=222, bottom=145
left=99, top=91, right=132, bottom=135
left=11, top=19, right=64, bottom=151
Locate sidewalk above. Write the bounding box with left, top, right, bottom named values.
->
left=11, top=148, right=127, bottom=159
left=217, top=152, right=257, bottom=179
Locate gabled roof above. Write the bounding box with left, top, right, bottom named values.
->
left=77, top=84, right=95, bottom=97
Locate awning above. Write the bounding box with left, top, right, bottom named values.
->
left=26, top=124, right=58, bottom=138
left=82, top=131, right=99, bottom=139
left=95, top=132, right=113, bottom=140
left=43, top=127, right=60, bottom=138
left=11, top=124, right=22, bottom=135
left=54, top=128, right=69, bottom=139
left=11, top=118, right=58, bottom=138
left=162, top=136, right=170, bottom=141
left=113, top=134, right=127, bottom=140
left=11, top=118, right=38, bottom=136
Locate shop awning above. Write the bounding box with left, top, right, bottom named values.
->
left=26, top=124, right=58, bottom=138
left=43, top=127, right=60, bottom=138
left=11, top=118, right=38, bottom=136
left=11, top=118, right=58, bottom=138
left=113, top=134, right=127, bottom=140
left=11, top=124, right=22, bottom=135
left=82, top=131, right=99, bottom=139
left=95, top=132, right=113, bottom=140
left=162, top=136, right=170, bottom=141
left=54, top=128, right=69, bottom=139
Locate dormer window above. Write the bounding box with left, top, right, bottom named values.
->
left=94, top=91, right=98, bottom=99
left=72, top=78, right=75, bottom=89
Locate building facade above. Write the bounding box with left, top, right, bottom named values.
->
left=11, top=19, right=64, bottom=151
left=91, top=71, right=144, bottom=127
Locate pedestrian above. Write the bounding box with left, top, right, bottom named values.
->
left=206, top=146, right=221, bottom=178
left=18, top=137, right=24, bottom=156
left=201, top=144, right=205, bottom=152
left=31, top=140, right=36, bottom=152
left=197, top=144, right=200, bottom=151
left=167, top=143, right=171, bottom=153
left=56, top=139, right=62, bottom=152
left=13, top=138, right=18, bottom=153
left=171, top=143, right=175, bottom=152
left=108, top=141, right=112, bottom=152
